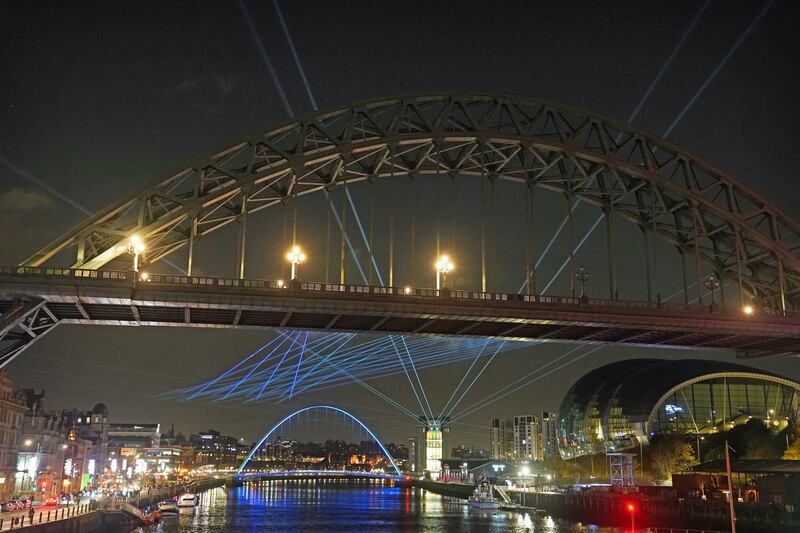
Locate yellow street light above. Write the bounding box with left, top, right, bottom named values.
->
left=127, top=235, right=145, bottom=272
left=742, top=304, right=754, bottom=316
left=435, top=255, right=454, bottom=290
left=286, top=245, right=306, bottom=281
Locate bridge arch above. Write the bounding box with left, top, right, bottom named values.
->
left=237, top=405, right=401, bottom=476
left=24, top=93, right=800, bottom=308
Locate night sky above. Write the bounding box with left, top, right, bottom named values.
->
left=2, top=0, right=800, bottom=449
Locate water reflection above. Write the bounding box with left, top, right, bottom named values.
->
left=133, top=479, right=588, bottom=533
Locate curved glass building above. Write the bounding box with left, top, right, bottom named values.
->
left=558, top=359, right=800, bottom=459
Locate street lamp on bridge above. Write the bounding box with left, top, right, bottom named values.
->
left=435, top=255, right=454, bottom=291
left=126, top=235, right=145, bottom=273
left=286, top=245, right=306, bottom=281
left=575, top=266, right=589, bottom=301
left=705, top=275, right=721, bottom=309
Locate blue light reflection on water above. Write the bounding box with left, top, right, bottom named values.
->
left=134, top=479, right=585, bottom=533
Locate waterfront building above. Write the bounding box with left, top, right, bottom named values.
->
left=16, top=389, right=67, bottom=498
left=540, top=411, right=559, bottom=459
left=58, top=403, right=109, bottom=490
left=489, top=418, right=513, bottom=460
left=559, top=359, right=800, bottom=459
left=190, top=429, right=239, bottom=466
left=108, top=422, right=160, bottom=449
left=512, top=415, right=539, bottom=461
left=141, top=447, right=181, bottom=476
left=418, top=418, right=449, bottom=479
left=440, top=458, right=512, bottom=483
left=0, top=371, right=26, bottom=499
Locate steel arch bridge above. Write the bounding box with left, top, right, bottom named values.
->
left=2, top=92, right=800, bottom=365
left=21, top=93, right=800, bottom=307
left=236, top=405, right=401, bottom=476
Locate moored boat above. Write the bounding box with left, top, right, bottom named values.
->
left=469, top=480, right=500, bottom=510
left=177, top=493, right=198, bottom=507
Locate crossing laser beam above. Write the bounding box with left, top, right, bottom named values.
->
left=517, top=0, right=714, bottom=295
left=237, top=0, right=294, bottom=117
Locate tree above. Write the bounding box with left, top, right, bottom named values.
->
left=649, top=435, right=695, bottom=481
left=783, top=438, right=800, bottom=460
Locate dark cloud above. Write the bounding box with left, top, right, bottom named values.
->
left=175, top=77, right=200, bottom=92
left=218, top=75, right=237, bottom=95
left=0, top=188, right=55, bottom=212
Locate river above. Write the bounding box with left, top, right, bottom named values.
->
left=131, top=479, right=592, bottom=532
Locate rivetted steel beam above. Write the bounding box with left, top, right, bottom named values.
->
left=18, top=94, right=800, bottom=309
left=0, top=297, right=59, bottom=368
left=2, top=269, right=799, bottom=358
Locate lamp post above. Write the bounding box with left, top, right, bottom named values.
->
left=127, top=236, right=145, bottom=273
left=705, top=275, right=720, bottom=308
left=626, top=502, right=636, bottom=532
left=286, top=246, right=305, bottom=281
left=22, top=438, right=41, bottom=495
left=575, top=265, right=589, bottom=300
left=435, top=255, right=453, bottom=291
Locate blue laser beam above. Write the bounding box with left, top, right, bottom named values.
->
left=450, top=345, right=603, bottom=423
left=441, top=340, right=506, bottom=421
left=450, top=343, right=588, bottom=420
left=254, top=332, right=302, bottom=400
left=288, top=331, right=309, bottom=399
left=437, top=339, right=491, bottom=420
left=237, top=0, right=294, bottom=117
left=345, top=187, right=385, bottom=285
left=324, top=189, right=369, bottom=284
left=222, top=333, right=295, bottom=400
left=190, top=332, right=288, bottom=399
left=517, top=0, right=713, bottom=295
left=272, top=0, right=318, bottom=111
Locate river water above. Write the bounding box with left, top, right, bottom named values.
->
left=132, top=479, right=593, bottom=533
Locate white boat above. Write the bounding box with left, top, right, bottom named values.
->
left=159, top=503, right=179, bottom=514
left=176, top=493, right=198, bottom=507
left=469, top=480, right=501, bottom=510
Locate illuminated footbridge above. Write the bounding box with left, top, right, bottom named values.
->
left=3, top=93, right=800, bottom=368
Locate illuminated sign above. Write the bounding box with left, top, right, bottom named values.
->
left=664, top=404, right=684, bottom=415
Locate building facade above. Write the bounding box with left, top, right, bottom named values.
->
left=489, top=418, right=512, bottom=460
left=512, top=415, right=539, bottom=461
left=559, top=359, right=800, bottom=459
left=190, top=430, right=238, bottom=466
left=540, top=411, right=559, bottom=459
left=16, top=390, right=67, bottom=498
left=417, top=419, right=449, bottom=478
left=0, top=372, right=26, bottom=499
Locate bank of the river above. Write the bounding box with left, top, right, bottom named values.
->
left=405, top=478, right=800, bottom=532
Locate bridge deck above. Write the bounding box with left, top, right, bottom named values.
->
left=2, top=267, right=800, bottom=358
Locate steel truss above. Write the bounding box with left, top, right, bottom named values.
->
left=21, top=93, right=800, bottom=309
left=0, top=298, right=59, bottom=367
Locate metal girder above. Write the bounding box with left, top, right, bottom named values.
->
left=20, top=93, right=800, bottom=308
left=0, top=298, right=59, bottom=368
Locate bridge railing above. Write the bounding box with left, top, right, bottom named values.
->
left=1, top=265, right=128, bottom=280
left=2, top=265, right=797, bottom=320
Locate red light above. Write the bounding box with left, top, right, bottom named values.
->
left=404, top=476, right=411, bottom=481
left=627, top=503, right=635, bottom=512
